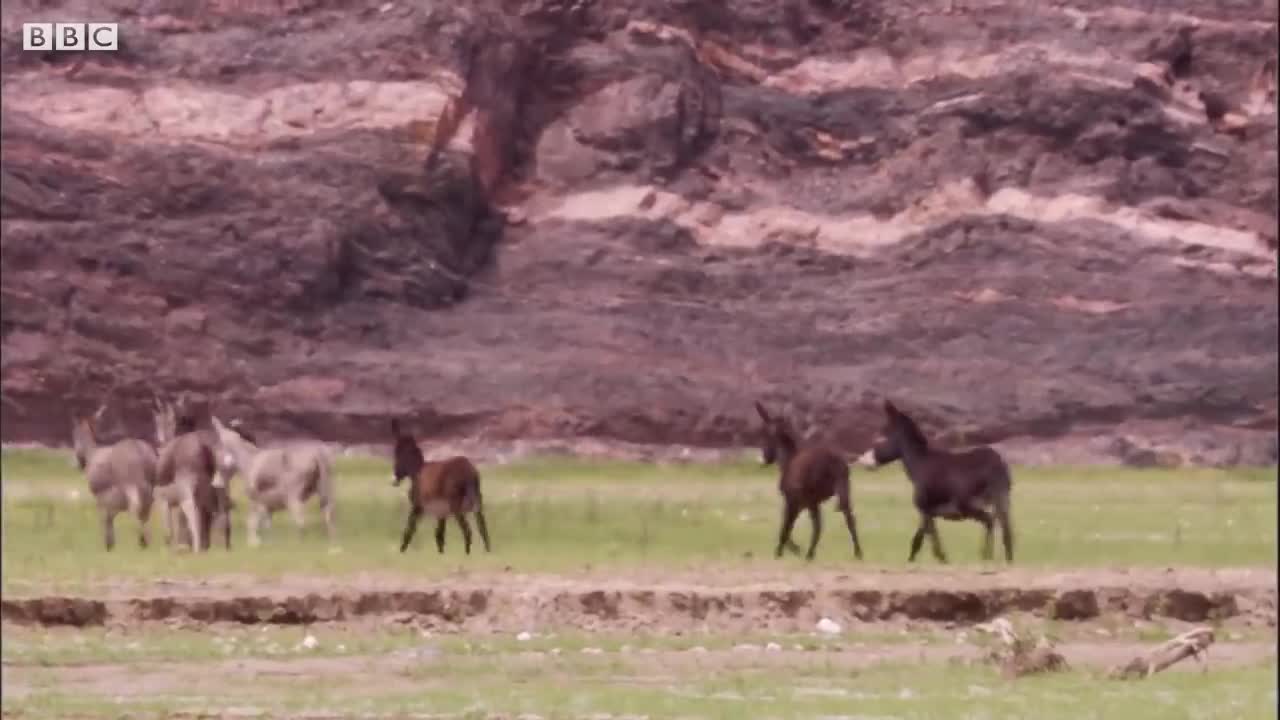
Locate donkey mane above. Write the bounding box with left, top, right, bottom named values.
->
left=391, top=420, right=427, bottom=474
left=890, top=404, right=930, bottom=453
left=773, top=421, right=800, bottom=454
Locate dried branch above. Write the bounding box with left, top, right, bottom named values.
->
left=1108, top=627, right=1215, bottom=680
left=974, top=617, right=1070, bottom=679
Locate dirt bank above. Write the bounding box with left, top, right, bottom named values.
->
left=4, top=568, right=1275, bottom=632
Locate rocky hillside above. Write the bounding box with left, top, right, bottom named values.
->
left=1, top=0, right=1276, bottom=465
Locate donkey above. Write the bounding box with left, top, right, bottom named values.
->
left=211, top=416, right=336, bottom=547
left=152, top=398, right=231, bottom=551
left=71, top=405, right=158, bottom=550
left=856, top=400, right=1013, bottom=563
left=754, top=402, right=863, bottom=561
left=390, top=419, right=491, bottom=555
left=154, top=400, right=222, bottom=552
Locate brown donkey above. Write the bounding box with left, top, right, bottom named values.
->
left=390, top=419, right=491, bottom=555
left=755, top=402, right=863, bottom=561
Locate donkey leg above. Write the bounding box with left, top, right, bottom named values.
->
left=433, top=518, right=447, bottom=554
left=835, top=476, right=864, bottom=560
left=924, top=517, right=948, bottom=564
left=321, top=499, right=336, bottom=542
left=838, top=502, right=863, bottom=560
left=964, top=506, right=995, bottom=561
left=993, top=494, right=1014, bottom=563
left=287, top=496, right=308, bottom=537
left=163, top=502, right=175, bottom=546
left=455, top=513, right=473, bottom=555
left=399, top=507, right=422, bottom=553
left=775, top=501, right=801, bottom=558
left=180, top=494, right=203, bottom=554
left=217, top=490, right=232, bottom=550
left=126, top=485, right=151, bottom=549
left=474, top=509, right=492, bottom=552
left=908, top=520, right=928, bottom=563
left=804, top=506, right=823, bottom=561
left=168, top=503, right=184, bottom=547
left=247, top=504, right=265, bottom=548
left=100, top=507, right=117, bottom=551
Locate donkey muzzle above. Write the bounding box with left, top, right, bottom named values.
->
left=855, top=450, right=878, bottom=469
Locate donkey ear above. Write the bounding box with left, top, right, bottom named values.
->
left=883, top=399, right=898, bottom=415
left=754, top=401, right=771, bottom=422
left=390, top=418, right=402, bottom=437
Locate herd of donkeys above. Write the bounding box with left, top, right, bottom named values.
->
left=70, top=395, right=1015, bottom=564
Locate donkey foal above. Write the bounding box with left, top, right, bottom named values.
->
left=390, top=419, right=491, bottom=555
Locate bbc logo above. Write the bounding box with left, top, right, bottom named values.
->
left=22, top=23, right=119, bottom=51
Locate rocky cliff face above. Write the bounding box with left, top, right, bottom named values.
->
left=2, top=0, right=1277, bottom=465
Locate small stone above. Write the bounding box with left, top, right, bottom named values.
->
left=816, top=617, right=842, bottom=635
left=765, top=642, right=782, bottom=652
left=517, top=631, right=533, bottom=642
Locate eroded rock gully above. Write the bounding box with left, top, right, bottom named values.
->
left=1, top=0, right=1276, bottom=465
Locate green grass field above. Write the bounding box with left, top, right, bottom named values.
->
left=1, top=448, right=1276, bottom=590
left=2, top=448, right=1275, bottom=719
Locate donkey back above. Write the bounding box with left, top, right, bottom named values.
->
left=411, top=457, right=481, bottom=518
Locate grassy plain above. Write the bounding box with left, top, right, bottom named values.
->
left=1, top=449, right=1275, bottom=591
left=1, top=448, right=1275, bottom=718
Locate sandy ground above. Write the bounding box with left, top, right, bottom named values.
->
left=3, top=639, right=1274, bottom=706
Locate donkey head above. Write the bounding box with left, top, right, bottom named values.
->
left=390, top=419, right=425, bottom=486
left=857, top=399, right=927, bottom=469
left=70, top=415, right=96, bottom=470
left=70, top=399, right=110, bottom=470
left=210, top=415, right=256, bottom=473
left=151, top=396, right=177, bottom=446
left=754, top=401, right=798, bottom=467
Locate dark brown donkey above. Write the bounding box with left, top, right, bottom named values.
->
left=856, top=400, right=1013, bottom=563
left=154, top=401, right=226, bottom=552
left=755, top=402, right=863, bottom=561
left=390, top=419, right=491, bottom=555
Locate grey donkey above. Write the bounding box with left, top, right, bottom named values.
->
left=70, top=404, right=158, bottom=551
left=211, top=416, right=336, bottom=547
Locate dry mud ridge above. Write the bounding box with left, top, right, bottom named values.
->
left=1, top=0, right=1277, bottom=465
left=2, top=568, right=1276, bottom=633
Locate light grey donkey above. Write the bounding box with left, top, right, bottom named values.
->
left=211, top=416, right=336, bottom=547
left=71, top=405, right=158, bottom=551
